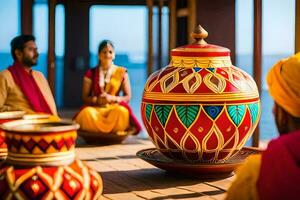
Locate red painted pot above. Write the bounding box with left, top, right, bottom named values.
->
left=141, top=25, right=261, bottom=162
left=0, top=111, right=25, bottom=161
left=0, top=119, right=103, bottom=199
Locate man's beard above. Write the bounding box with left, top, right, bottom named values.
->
left=22, top=56, right=38, bottom=66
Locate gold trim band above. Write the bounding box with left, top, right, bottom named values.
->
left=0, top=152, right=7, bottom=158
left=0, top=148, right=7, bottom=153
left=7, top=151, right=75, bottom=166
left=170, top=56, right=232, bottom=68
left=143, top=92, right=259, bottom=102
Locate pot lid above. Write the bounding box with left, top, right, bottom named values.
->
left=171, top=25, right=230, bottom=57
left=170, top=25, right=232, bottom=68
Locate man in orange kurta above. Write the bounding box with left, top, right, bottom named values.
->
left=225, top=53, right=300, bottom=200
left=0, top=35, right=57, bottom=115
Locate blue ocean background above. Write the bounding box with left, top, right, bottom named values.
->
left=0, top=52, right=286, bottom=142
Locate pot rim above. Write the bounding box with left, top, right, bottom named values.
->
left=0, top=111, right=26, bottom=120
left=0, top=119, right=79, bottom=133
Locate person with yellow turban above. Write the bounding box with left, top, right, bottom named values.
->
left=225, top=52, right=300, bottom=200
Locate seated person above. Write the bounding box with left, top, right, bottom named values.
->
left=74, top=40, right=141, bottom=135
left=0, top=35, right=57, bottom=115
left=225, top=53, right=300, bottom=200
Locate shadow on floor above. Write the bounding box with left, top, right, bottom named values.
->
left=100, top=168, right=227, bottom=195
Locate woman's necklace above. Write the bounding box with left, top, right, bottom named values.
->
left=99, top=64, right=116, bottom=92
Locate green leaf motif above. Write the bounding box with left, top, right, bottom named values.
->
left=248, top=103, right=260, bottom=124
left=145, top=104, right=153, bottom=122
left=175, top=105, right=200, bottom=128
left=154, top=105, right=172, bottom=127
left=227, top=105, right=246, bottom=127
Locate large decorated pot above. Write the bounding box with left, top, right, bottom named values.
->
left=0, top=119, right=103, bottom=199
left=141, top=25, right=261, bottom=162
left=0, top=111, right=25, bottom=161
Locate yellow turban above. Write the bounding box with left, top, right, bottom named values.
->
left=267, top=52, right=300, bottom=117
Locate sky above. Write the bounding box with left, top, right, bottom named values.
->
left=0, top=0, right=20, bottom=52
left=236, top=0, right=295, bottom=55
left=0, top=0, right=296, bottom=56
left=90, top=5, right=147, bottom=62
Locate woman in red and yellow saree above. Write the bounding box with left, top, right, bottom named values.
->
left=74, top=40, right=141, bottom=135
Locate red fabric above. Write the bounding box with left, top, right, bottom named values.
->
left=257, top=129, right=300, bottom=200
left=171, top=51, right=230, bottom=57
left=8, top=61, right=53, bottom=114
left=85, top=68, right=101, bottom=96
left=119, top=101, right=142, bottom=135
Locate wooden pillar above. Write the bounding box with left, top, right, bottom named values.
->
left=147, top=0, right=153, bottom=76
left=64, top=1, right=90, bottom=107
left=48, top=0, right=56, bottom=95
left=252, top=0, right=262, bottom=147
left=158, top=0, right=163, bottom=69
left=187, top=0, right=196, bottom=43
left=21, top=0, right=33, bottom=34
left=296, top=0, right=300, bottom=53
left=196, top=0, right=236, bottom=64
left=168, top=0, right=176, bottom=52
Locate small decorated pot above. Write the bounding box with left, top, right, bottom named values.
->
left=0, top=111, right=25, bottom=161
left=141, top=25, right=261, bottom=162
left=1, top=119, right=78, bottom=166
left=0, top=119, right=103, bottom=199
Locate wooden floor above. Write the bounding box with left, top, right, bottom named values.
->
left=75, top=136, right=234, bottom=200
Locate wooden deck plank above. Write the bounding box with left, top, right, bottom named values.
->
left=151, top=187, right=195, bottom=196
left=205, top=177, right=233, bottom=191
left=132, top=190, right=162, bottom=199
left=210, top=193, right=227, bottom=200
left=104, top=192, right=147, bottom=200
left=75, top=137, right=234, bottom=199
left=177, top=183, right=221, bottom=193
left=177, top=183, right=226, bottom=198
left=99, top=195, right=112, bottom=200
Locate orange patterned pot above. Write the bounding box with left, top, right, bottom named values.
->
left=0, top=111, right=25, bottom=161
left=141, top=25, right=261, bottom=162
left=1, top=119, right=78, bottom=166
left=0, top=159, right=102, bottom=199
left=0, top=119, right=103, bottom=199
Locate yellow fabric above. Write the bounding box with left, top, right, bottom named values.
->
left=225, top=154, right=261, bottom=200
left=75, top=65, right=129, bottom=133
left=0, top=69, right=57, bottom=115
left=267, top=52, right=300, bottom=117
left=105, top=66, right=126, bottom=95
left=75, top=105, right=129, bottom=133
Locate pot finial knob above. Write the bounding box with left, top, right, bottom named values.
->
left=191, top=25, right=208, bottom=45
